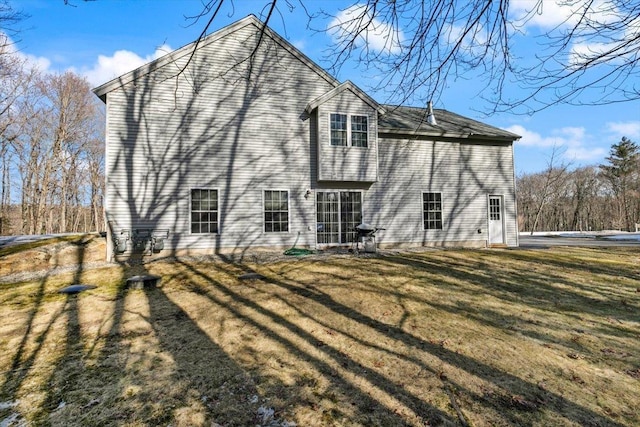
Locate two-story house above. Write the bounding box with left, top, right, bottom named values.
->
left=93, top=15, right=520, bottom=260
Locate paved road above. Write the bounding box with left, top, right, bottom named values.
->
left=519, top=234, right=640, bottom=248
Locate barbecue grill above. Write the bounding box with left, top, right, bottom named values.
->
left=351, top=223, right=385, bottom=253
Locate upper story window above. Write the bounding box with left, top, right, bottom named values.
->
left=191, top=189, right=218, bottom=234
left=330, top=113, right=348, bottom=146
left=423, top=192, right=443, bottom=230
left=351, top=115, right=368, bottom=147
left=330, top=113, right=369, bottom=147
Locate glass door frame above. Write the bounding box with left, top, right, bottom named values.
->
left=315, top=190, right=364, bottom=246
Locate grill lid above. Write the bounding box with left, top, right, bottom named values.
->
left=356, top=223, right=375, bottom=232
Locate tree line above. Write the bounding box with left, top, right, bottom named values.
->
left=517, top=138, right=640, bottom=233
left=0, top=37, right=104, bottom=235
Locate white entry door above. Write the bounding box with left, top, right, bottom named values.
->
left=488, top=195, right=505, bottom=245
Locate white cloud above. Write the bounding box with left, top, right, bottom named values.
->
left=510, top=0, right=581, bottom=29
left=511, top=1, right=636, bottom=79
left=510, top=0, right=618, bottom=31
left=328, top=4, right=403, bottom=54
left=565, top=145, right=607, bottom=162
left=79, top=44, right=173, bottom=87
left=506, top=125, right=560, bottom=148
left=606, top=121, right=640, bottom=139
left=1, top=32, right=52, bottom=72
left=446, top=23, right=488, bottom=56
left=3, top=31, right=175, bottom=86
left=507, top=124, right=605, bottom=163
left=21, top=52, right=51, bottom=72
left=569, top=42, right=612, bottom=67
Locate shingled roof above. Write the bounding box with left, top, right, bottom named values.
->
left=379, top=105, right=520, bottom=141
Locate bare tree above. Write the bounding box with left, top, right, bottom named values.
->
left=0, top=0, right=30, bottom=234
left=325, top=0, right=640, bottom=112
left=86, top=133, right=105, bottom=233
left=56, top=1, right=639, bottom=114
left=40, top=72, right=99, bottom=232
left=0, top=0, right=27, bottom=55
left=522, top=145, right=570, bottom=234
left=178, top=0, right=640, bottom=114
left=0, top=60, right=39, bottom=234
left=569, top=166, right=601, bottom=231
left=8, top=70, right=103, bottom=235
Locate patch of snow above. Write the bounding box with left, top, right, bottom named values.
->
left=255, top=406, right=296, bottom=427
left=257, top=406, right=275, bottom=424
left=600, top=233, right=640, bottom=241
left=520, top=231, right=640, bottom=241
left=0, top=233, right=84, bottom=248
left=0, top=412, right=25, bottom=427
left=0, top=402, right=18, bottom=411
left=556, top=233, right=597, bottom=238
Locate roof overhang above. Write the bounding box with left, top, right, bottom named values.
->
left=305, top=81, right=386, bottom=115
left=378, top=129, right=521, bottom=142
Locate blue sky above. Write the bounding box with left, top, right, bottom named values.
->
left=6, top=0, right=640, bottom=174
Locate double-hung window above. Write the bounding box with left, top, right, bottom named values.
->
left=351, top=115, right=368, bottom=147
left=191, top=189, right=218, bottom=233
left=330, top=114, right=348, bottom=146
left=330, top=113, right=368, bottom=147
left=423, top=192, right=443, bottom=230
left=264, top=190, right=289, bottom=233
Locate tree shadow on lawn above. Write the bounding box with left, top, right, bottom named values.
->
left=46, top=265, right=286, bottom=427
left=176, top=256, right=629, bottom=427
left=1, top=257, right=289, bottom=426
left=0, top=240, right=91, bottom=424
left=5, top=247, right=631, bottom=426
left=285, top=251, right=637, bottom=360
left=385, top=251, right=639, bottom=329
left=370, top=252, right=639, bottom=376
left=0, top=271, right=67, bottom=421
left=175, top=257, right=457, bottom=426
left=259, top=255, right=631, bottom=427
left=502, top=247, right=640, bottom=282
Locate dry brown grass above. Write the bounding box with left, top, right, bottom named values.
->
left=0, top=242, right=638, bottom=426
left=0, top=234, right=106, bottom=278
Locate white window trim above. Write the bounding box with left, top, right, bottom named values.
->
left=190, top=188, right=220, bottom=235
left=263, top=189, right=291, bottom=234
left=329, top=112, right=369, bottom=148
left=329, top=112, right=348, bottom=147
left=422, top=191, right=444, bottom=231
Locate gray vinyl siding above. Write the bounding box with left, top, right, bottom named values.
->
left=316, top=92, right=378, bottom=182
left=103, top=18, right=518, bottom=255
left=458, top=142, right=518, bottom=245
left=104, top=24, right=334, bottom=253
left=363, top=137, right=517, bottom=247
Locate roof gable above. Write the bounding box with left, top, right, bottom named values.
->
left=93, top=15, right=340, bottom=101
left=305, top=80, right=385, bottom=114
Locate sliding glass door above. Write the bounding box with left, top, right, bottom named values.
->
left=316, top=191, right=362, bottom=245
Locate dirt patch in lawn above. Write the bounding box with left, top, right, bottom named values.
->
left=0, top=244, right=638, bottom=426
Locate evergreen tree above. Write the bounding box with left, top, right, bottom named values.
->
left=599, top=137, right=639, bottom=231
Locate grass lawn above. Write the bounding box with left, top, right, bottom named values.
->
left=0, top=243, right=638, bottom=426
